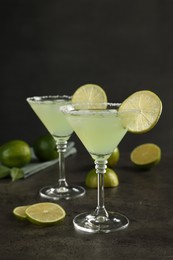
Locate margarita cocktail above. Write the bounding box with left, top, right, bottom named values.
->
left=28, top=97, right=73, bottom=140
left=65, top=107, right=127, bottom=160
left=27, top=96, right=86, bottom=200
left=61, top=102, right=133, bottom=233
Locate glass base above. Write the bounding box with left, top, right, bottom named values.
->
left=73, top=211, right=129, bottom=233
left=39, top=185, right=86, bottom=200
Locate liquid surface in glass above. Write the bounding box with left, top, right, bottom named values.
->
left=66, top=109, right=127, bottom=159
left=29, top=99, right=73, bottom=140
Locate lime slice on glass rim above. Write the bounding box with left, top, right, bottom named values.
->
left=119, top=90, right=162, bottom=133
left=130, top=143, right=161, bottom=169
left=25, top=202, right=66, bottom=226
left=72, top=83, right=107, bottom=108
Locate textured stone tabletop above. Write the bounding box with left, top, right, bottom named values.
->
left=0, top=152, right=172, bottom=260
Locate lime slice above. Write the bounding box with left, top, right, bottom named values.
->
left=130, top=143, right=161, bottom=169
left=119, top=90, right=162, bottom=133
left=13, top=205, right=30, bottom=220
left=25, top=202, right=66, bottom=226
left=72, top=83, right=107, bottom=108
left=85, top=168, right=119, bottom=188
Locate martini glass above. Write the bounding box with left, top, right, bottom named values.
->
left=26, top=96, right=86, bottom=200
left=61, top=102, right=135, bottom=233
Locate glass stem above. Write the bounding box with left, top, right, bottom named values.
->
left=56, top=140, right=68, bottom=188
left=94, top=159, right=109, bottom=221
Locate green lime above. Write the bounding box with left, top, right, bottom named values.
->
left=25, top=202, right=66, bottom=226
left=0, top=165, right=11, bottom=179
left=33, top=135, right=58, bottom=162
left=85, top=168, right=119, bottom=188
left=0, top=140, right=31, bottom=168
left=107, top=147, right=120, bottom=168
left=130, top=143, right=161, bottom=169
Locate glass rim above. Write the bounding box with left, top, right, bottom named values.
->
left=60, top=102, right=121, bottom=114
left=26, top=95, right=72, bottom=103
left=60, top=102, right=140, bottom=115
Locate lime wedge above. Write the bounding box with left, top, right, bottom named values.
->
left=25, top=202, right=66, bottom=226
left=119, top=90, right=162, bottom=133
left=130, top=143, right=161, bottom=169
left=13, top=205, right=30, bottom=220
left=72, top=83, right=107, bottom=108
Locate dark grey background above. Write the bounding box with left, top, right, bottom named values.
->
left=1, top=0, right=172, bottom=154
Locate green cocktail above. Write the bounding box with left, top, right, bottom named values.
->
left=66, top=108, right=127, bottom=160
left=27, top=96, right=86, bottom=200
left=61, top=102, right=133, bottom=233
left=28, top=98, right=73, bottom=140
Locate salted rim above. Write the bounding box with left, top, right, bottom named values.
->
left=26, top=95, right=72, bottom=103
left=60, top=102, right=139, bottom=116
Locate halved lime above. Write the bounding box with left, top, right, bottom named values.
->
left=130, top=143, right=161, bottom=169
left=25, top=202, right=66, bottom=226
left=72, top=83, right=107, bottom=108
left=85, top=168, right=119, bottom=188
left=107, top=147, right=120, bottom=168
left=119, top=90, right=162, bottom=133
left=13, top=205, right=30, bottom=220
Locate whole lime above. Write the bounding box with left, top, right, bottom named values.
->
left=0, top=140, right=31, bottom=168
left=107, top=147, right=120, bottom=168
left=33, top=135, right=58, bottom=162
left=85, top=168, right=119, bottom=188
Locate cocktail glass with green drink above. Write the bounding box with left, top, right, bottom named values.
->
left=26, top=95, right=86, bottom=200
left=61, top=102, right=135, bottom=233
left=61, top=86, right=162, bottom=233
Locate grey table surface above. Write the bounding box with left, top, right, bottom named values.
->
left=0, top=152, right=172, bottom=260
